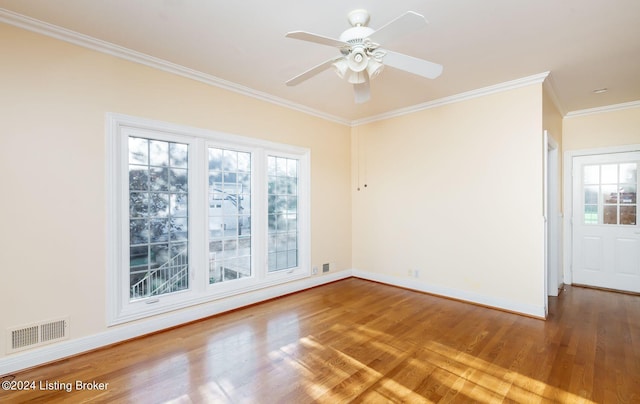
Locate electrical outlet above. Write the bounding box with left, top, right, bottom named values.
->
left=414, top=269, right=420, bottom=278
left=312, top=266, right=318, bottom=275
left=322, top=263, right=330, bottom=273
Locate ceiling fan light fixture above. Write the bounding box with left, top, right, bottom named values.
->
left=347, top=70, right=367, bottom=84
left=348, top=48, right=369, bottom=72
left=332, top=58, right=349, bottom=79
left=366, top=59, right=384, bottom=79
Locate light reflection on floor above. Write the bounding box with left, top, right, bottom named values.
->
left=178, top=315, right=597, bottom=403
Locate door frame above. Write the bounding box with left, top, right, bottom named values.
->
left=545, top=132, right=560, bottom=297
left=562, top=143, right=640, bottom=286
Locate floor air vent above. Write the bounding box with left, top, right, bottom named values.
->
left=7, top=317, right=69, bottom=353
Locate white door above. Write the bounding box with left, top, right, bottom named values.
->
left=572, top=152, right=640, bottom=293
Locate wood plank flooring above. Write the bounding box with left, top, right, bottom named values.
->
left=1, top=278, right=639, bottom=403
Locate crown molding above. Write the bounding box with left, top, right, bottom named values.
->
left=0, top=8, right=351, bottom=126
left=542, top=73, right=566, bottom=117
left=352, top=72, right=551, bottom=126
left=565, top=100, right=640, bottom=118
left=13, top=8, right=616, bottom=127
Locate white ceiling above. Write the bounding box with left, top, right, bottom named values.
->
left=1, top=0, right=639, bottom=123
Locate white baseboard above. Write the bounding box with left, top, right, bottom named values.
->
left=0, top=270, right=351, bottom=376
left=351, top=269, right=546, bottom=319
left=1, top=268, right=545, bottom=375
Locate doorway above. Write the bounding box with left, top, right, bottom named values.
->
left=564, top=146, right=640, bottom=293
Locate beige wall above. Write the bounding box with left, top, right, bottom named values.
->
left=543, top=88, right=563, bottom=146
left=563, top=105, right=640, bottom=151
left=351, top=85, right=546, bottom=310
left=543, top=85, right=564, bottom=210
left=0, top=24, right=352, bottom=356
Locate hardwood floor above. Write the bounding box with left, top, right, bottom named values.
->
left=2, top=278, right=639, bottom=403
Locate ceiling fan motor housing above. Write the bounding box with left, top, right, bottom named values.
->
left=339, top=26, right=375, bottom=44
left=347, top=9, right=370, bottom=27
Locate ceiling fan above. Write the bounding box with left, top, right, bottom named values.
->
left=285, top=9, right=443, bottom=103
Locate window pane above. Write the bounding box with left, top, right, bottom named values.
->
left=620, top=163, right=637, bottom=184
left=268, top=234, right=276, bottom=253
left=128, top=137, right=189, bottom=300
left=276, top=157, right=287, bottom=176
left=603, top=205, right=618, bottom=225
left=620, top=206, right=637, bottom=225
left=129, top=192, right=149, bottom=217
left=129, top=166, right=149, bottom=191
left=288, top=249, right=298, bottom=268
left=601, top=164, right=618, bottom=184
left=149, top=193, right=169, bottom=217
left=240, top=195, right=250, bottom=215
left=150, top=168, right=169, bottom=191
left=208, top=148, right=222, bottom=170
left=150, top=140, right=169, bottom=167
left=267, top=156, right=276, bottom=175
left=602, top=185, right=618, bottom=204
left=130, top=219, right=149, bottom=244
left=209, top=171, right=223, bottom=186
left=150, top=218, right=169, bottom=243
left=129, top=137, right=148, bottom=165
left=276, top=176, right=288, bottom=195
left=150, top=244, right=170, bottom=267
left=287, top=233, right=297, bottom=250
left=287, top=159, right=298, bottom=177
left=223, top=239, right=237, bottom=258
left=276, top=251, right=287, bottom=269
left=240, top=215, right=251, bottom=235
left=620, top=185, right=637, bottom=204
left=268, top=156, right=299, bottom=272
left=130, top=245, right=148, bottom=268
left=208, top=146, right=252, bottom=284
left=238, top=152, right=251, bottom=172
left=223, top=150, right=238, bottom=171
left=170, top=143, right=188, bottom=168
left=170, top=217, right=188, bottom=241
left=239, top=173, right=251, bottom=194
left=583, top=165, right=599, bottom=185
left=584, top=205, right=598, bottom=224
left=170, top=193, right=188, bottom=217
left=583, top=186, right=598, bottom=204
left=287, top=214, right=297, bottom=231
left=275, top=195, right=286, bottom=213
left=170, top=169, right=188, bottom=192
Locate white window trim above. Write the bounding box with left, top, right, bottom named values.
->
left=106, top=113, right=310, bottom=325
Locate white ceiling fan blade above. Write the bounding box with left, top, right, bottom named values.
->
left=286, top=57, right=342, bottom=86
left=368, top=11, right=428, bottom=45
left=383, top=50, right=443, bottom=79
left=354, top=79, right=370, bottom=104
left=285, top=31, right=348, bottom=48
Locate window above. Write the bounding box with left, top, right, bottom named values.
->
left=107, top=114, right=310, bottom=325
left=268, top=156, right=299, bottom=272
left=129, top=137, right=190, bottom=300
left=208, top=147, right=252, bottom=284
left=583, top=163, right=637, bottom=225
